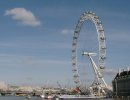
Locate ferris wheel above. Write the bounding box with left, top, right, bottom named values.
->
left=72, top=11, right=107, bottom=92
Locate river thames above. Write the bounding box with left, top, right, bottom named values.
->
left=0, top=96, right=128, bottom=100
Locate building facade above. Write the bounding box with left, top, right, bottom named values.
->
left=112, top=71, right=130, bottom=97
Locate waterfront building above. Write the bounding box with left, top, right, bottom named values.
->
left=112, top=70, right=130, bottom=97
left=0, top=81, right=8, bottom=91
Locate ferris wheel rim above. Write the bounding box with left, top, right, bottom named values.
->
left=72, top=11, right=106, bottom=87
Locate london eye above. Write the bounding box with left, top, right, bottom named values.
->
left=72, top=11, right=108, bottom=94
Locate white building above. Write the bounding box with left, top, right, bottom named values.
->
left=0, top=81, right=8, bottom=91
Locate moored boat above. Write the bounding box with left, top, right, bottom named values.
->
left=26, top=95, right=31, bottom=99
left=59, top=94, right=106, bottom=99
left=39, top=94, right=45, bottom=98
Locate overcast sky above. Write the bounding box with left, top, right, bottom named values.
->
left=0, top=0, right=130, bottom=87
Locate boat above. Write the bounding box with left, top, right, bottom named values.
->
left=39, top=94, right=46, bottom=99
left=40, top=94, right=54, bottom=99
left=59, top=94, right=106, bottom=99
left=48, top=95, right=53, bottom=99
left=26, top=95, right=31, bottom=99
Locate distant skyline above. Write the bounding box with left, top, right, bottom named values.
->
left=0, top=0, right=130, bottom=87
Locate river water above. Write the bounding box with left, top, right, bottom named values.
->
left=0, top=96, right=41, bottom=100
left=0, top=96, right=128, bottom=100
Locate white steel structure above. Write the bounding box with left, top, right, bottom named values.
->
left=72, top=11, right=107, bottom=94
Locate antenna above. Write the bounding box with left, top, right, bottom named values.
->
left=127, top=66, right=129, bottom=71
left=118, top=68, right=121, bottom=76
